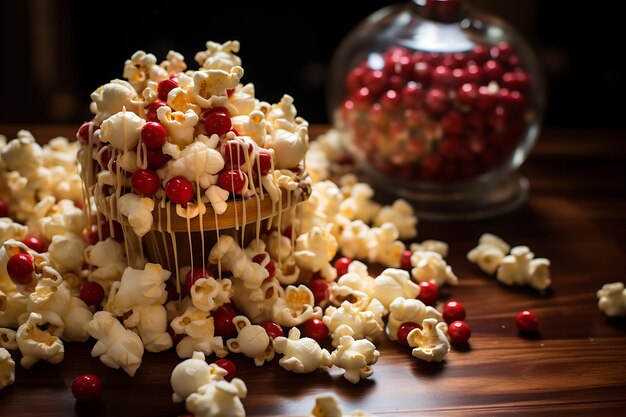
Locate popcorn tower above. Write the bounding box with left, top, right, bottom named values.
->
left=77, top=41, right=311, bottom=283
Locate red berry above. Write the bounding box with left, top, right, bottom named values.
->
left=76, top=122, right=92, bottom=144
left=397, top=322, right=421, bottom=347
left=252, top=254, right=275, bottom=280
left=131, top=169, right=160, bottom=196
left=345, top=66, right=365, bottom=92
left=7, top=253, right=34, bottom=285
left=212, top=304, right=238, bottom=339
left=300, top=318, right=329, bottom=343
left=0, top=199, right=8, bottom=217
left=157, top=78, right=178, bottom=102
left=400, top=250, right=413, bottom=270
left=166, top=176, right=194, bottom=205
left=22, top=236, right=47, bottom=253
left=145, top=101, right=167, bottom=122
left=353, top=87, right=371, bottom=105
left=146, top=147, right=171, bottom=169
left=167, top=326, right=185, bottom=345
left=471, top=44, right=490, bottom=63
left=417, top=281, right=439, bottom=305
left=204, top=112, right=232, bottom=137
left=515, top=310, right=539, bottom=333
left=441, top=111, right=465, bottom=135
left=308, top=278, right=330, bottom=306
left=214, top=359, right=237, bottom=382
left=259, top=320, right=284, bottom=340
left=363, top=70, right=387, bottom=94
left=140, top=122, right=168, bottom=148
left=402, top=82, right=423, bottom=108
left=425, top=88, right=449, bottom=114
left=80, top=281, right=105, bottom=307
left=334, top=257, right=352, bottom=278
left=71, top=374, right=102, bottom=402
left=222, top=141, right=250, bottom=167
left=457, top=83, right=479, bottom=106
left=448, top=320, right=471, bottom=345
left=184, top=267, right=214, bottom=295
left=413, top=61, right=431, bottom=83
left=483, top=60, right=502, bottom=81
left=443, top=300, right=466, bottom=323
left=254, top=151, right=273, bottom=176
left=431, top=65, right=453, bottom=86
left=381, top=90, right=402, bottom=110
left=217, top=170, right=247, bottom=195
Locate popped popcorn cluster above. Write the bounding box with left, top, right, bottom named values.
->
left=597, top=282, right=626, bottom=317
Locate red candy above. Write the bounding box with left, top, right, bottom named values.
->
left=213, top=304, right=238, bottom=339
left=301, top=318, right=329, bottom=343
left=204, top=111, right=232, bottom=137
left=157, top=79, right=178, bottom=102
left=166, top=176, right=194, bottom=205
left=334, top=257, right=352, bottom=278
left=307, top=277, right=330, bottom=306
left=80, top=281, right=105, bottom=307
left=515, top=310, right=539, bottom=333
left=417, top=281, right=439, bottom=305
left=7, top=253, right=34, bottom=285
left=71, top=374, right=102, bottom=402
left=218, top=170, right=247, bottom=195
left=259, top=320, right=284, bottom=340
left=22, top=236, right=47, bottom=253
left=397, top=322, right=421, bottom=347
left=400, top=250, right=413, bottom=270
left=0, top=199, right=8, bottom=217
left=140, top=122, right=168, bottom=148
left=448, top=320, right=471, bottom=345
left=214, top=359, right=237, bottom=382
left=131, top=169, right=160, bottom=196
left=443, top=300, right=466, bottom=323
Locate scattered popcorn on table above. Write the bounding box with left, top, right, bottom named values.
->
left=373, top=198, right=417, bottom=240
left=272, top=285, right=322, bottom=327
left=171, top=351, right=227, bottom=403
left=323, top=300, right=385, bottom=347
left=597, top=282, right=626, bottom=317
left=170, top=299, right=228, bottom=359
left=467, top=233, right=510, bottom=274
left=0, top=328, right=17, bottom=350
left=16, top=312, right=64, bottom=369
left=0, top=347, right=15, bottom=390
left=310, top=394, right=373, bottom=417
left=371, top=268, right=420, bottom=311
left=407, top=318, right=450, bottom=362
left=497, top=246, right=551, bottom=291
left=185, top=377, right=247, bottom=417
left=330, top=330, right=380, bottom=384
left=226, top=315, right=273, bottom=366
left=410, top=250, right=458, bottom=287
left=387, top=297, right=442, bottom=342
left=273, top=327, right=332, bottom=374
left=410, top=239, right=449, bottom=258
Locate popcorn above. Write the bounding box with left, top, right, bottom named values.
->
left=205, top=185, right=230, bottom=215
left=28, top=197, right=85, bottom=239
left=230, top=278, right=280, bottom=324
left=90, top=80, right=140, bottom=120
left=87, top=311, right=144, bottom=376
left=371, top=268, right=420, bottom=311
left=191, top=277, right=233, bottom=313
left=117, top=193, right=155, bottom=238
left=0, top=328, right=17, bottom=350
left=226, top=315, right=273, bottom=366
left=209, top=235, right=268, bottom=290
left=111, top=263, right=169, bottom=315
left=185, top=378, right=247, bottom=417
left=99, top=110, right=145, bottom=150
left=0, top=239, right=62, bottom=296
left=231, top=101, right=263, bottom=135
left=467, top=233, right=511, bottom=274
left=367, top=223, right=405, bottom=268
left=47, top=232, right=86, bottom=274
left=0, top=130, right=42, bottom=178
left=272, top=285, right=323, bottom=327
left=171, top=351, right=227, bottom=403
left=265, top=231, right=293, bottom=264
left=323, top=300, right=385, bottom=347
left=338, top=220, right=371, bottom=260
left=16, top=312, right=64, bottom=369
left=266, top=127, right=308, bottom=170
left=497, top=246, right=551, bottom=291
left=597, top=282, right=626, bottom=317
left=410, top=240, right=449, bottom=258
left=329, top=261, right=374, bottom=310
left=330, top=330, right=379, bottom=384
left=193, top=67, right=244, bottom=110
left=407, top=318, right=450, bottom=362
left=410, top=250, right=458, bottom=287
left=170, top=301, right=228, bottom=359
left=161, top=50, right=187, bottom=75
left=387, top=297, right=442, bottom=342
left=123, top=50, right=168, bottom=92
left=338, top=182, right=380, bottom=223
left=157, top=106, right=199, bottom=147
left=84, top=238, right=127, bottom=293
left=195, top=40, right=242, bottom=72
left=294, top=226, right=338, bottom=281
left=166, top=139, right=225, bottom=188
left=310, top=394, right=372, bottom=417
left=373, top=199, right=418, bottom=240
left=0, top=218, right=27, bottom=246
left=0, top=347, right=15, bottom=390
left=0, top=290, right=26, bottom=328
left=273, top=327, right=331, bottom=373
left=123, top=304, right=172, bottom=353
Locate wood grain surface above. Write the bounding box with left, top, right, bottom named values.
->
left=0, top=124, right=625, bottom=417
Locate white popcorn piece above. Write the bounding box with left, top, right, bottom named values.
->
left=90, top=80, right=140, bottom=120
left=226, top=315, right=273, bottom=366
left=229, top=83, right=257, bottom=117
left=123, top=304, right=172, bottom=353
left=329, top=261, right=374, bottom=310
left=410, top=240, right=449, bottom=258
left=597, top=282, right=626, bottom=317
left=193, top=67, right=244, bottom=110
left=266, top=128, right=308, bottom=170
left=374, top=199, right=418, bottom=240
left=157, top=106, right=199, bottom=147
left=407, top=318, right=450, bottom=362
left=84, top=238, right=127, bottom=293
left=161, top=50, right=187, bottom=75
left=171, top=351, right=228, bottom=403
left=387, top=297, right=442, bottom=342
left=123, top=50, right=168, bottom=92
left=0, top=347, right=15, bottom=390
left=0, top=218, right=27, bottom=246
left=265, top=231, right=292, bottom=263
left=310, top=394, right=373, bottom=417
left=467, top=233, right=511, bottom=274
left=58, top=295, right=93, bottom=343
left=0, top=290, right=26, bottom=329
left=16, top=312, right=64, bottom=369
left=191, top=277, right=233, bottom=313
left=28, top=197, right=85, bottom=239
left=338, top=183, right=381, bottom=224
left=185, top=378, right=247, bottom=417
left=117, top=193, right=155, bottom=238
left=112, top=263, right=169, bottom=315
left=323, top=300, right=385, bottom=347
left=273, top=327, right=331, bottom=373
left=87, top=311, right=144, bottom=376
left=205, top=185, right=230, bottom=215
left=371, top=268, right=420, bottom=311
left=497, top=246, right=551, bottom=291
left=410, top=250, right=458, bottom=287
left=367, top=223, right=405, bottom=268
left=170, top=302, right=228, bottom=359
left=272, top=285, right=323, bottom=327
left=0, top=328, right=17, bottom=350
left=208, top=235, right=268, bottom=289
left=0, top=130, right=42, bottom=178
left=330, top=330, right=379, bottom=384
left=99, top=110, right=145, bottom=150
left=294, top=226, right=338, bottom=281
left=195, top=40, right=242, bottom=72
left=167, top=140, right=225, bottom=189
left=230, top=278, right=280, bottom=324
left=275, top=260, right=301, bottom=286
left=338, top=220, right=371, bottom=260
left=47, top=232, right=86, bottom=274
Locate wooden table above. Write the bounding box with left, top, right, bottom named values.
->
left=0, top=125, right=625, bottom=416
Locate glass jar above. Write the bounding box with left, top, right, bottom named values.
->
left=328, top=0, right=545, bottom=220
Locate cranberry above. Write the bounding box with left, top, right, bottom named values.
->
left=80, top=281, right=105, bottom=307
left=477, top=86, right=497, bottom=110
left=308, top=278, right=330, bottom=306
left=425, top=88, right=449, bottom=114
left=417, top=281, right=439, bottom=305
left=222, top=141, right=250, bottom=167
left=388, top=75, right=406, bottom=92
left=213, top=359, right=237, bottom=382
left=346, top=66, right=366, bottom=92
left=464, top=63, right=482, bottom=84
left=381, top=90, right=402, bottom=110
left=145, top=101, right=167, bottom=122
left=334, top=257, right=352, bottom=278
left=515, top=310, right=539, bottom=333
left=491, top=41, right=513, bottom=61
left=184, top=267, right=214, bottom=295
left=146, top=147, right=171, bottom=169
left=448, top=320, right=471, bottom=345
left=300, top=318, right=329, bottom=343
left=166, top=176, right=194, bottom=205
left=7, top=253, right=34, bottom=285
left=400, top=250, right=413, bottom=270
left=167, top=326, right=185, bottom=345
left=252, top=254, right=275, bottom=280
left=22, top=236, right=47, bottom=253
left=259, top=320, right=284, bottom=340
left=443, top=300, right=466, bottom=323
left=254, top=151, right=273, bottom=176
left=457, top=83, right=479, bottom=106
left=431, top=65, right=453, bottom=86
left=71, top=374, right=102, bottom=402
left=441, top=111, right=465, bottom=135
left=204, top=111, right=232, bottom=137
left=157, top=78, right=178, bottom=102
left=212, top=304, right=238, bottom=339
left=471, top=44, right=490, bottom=63
left=402, top=82, right=423, bottom=108
left=353, top=87, right=372, bottom=106
left=131, top=169, right=160, bottom=196
left=393, top=55, right=413, bottom=78
left=217, top=170, right=247, bottom=195
left=363, top=70, right=387, bottom=95
left=0, top=199, right=8, bottom=217
left=483, top=60, right=502, bottom=81
left=140, top=122, right=168, bottom=148
left=397, top=322, right=421, bottom=347
left=413, top=61, right=431, bottom=84
left=76, top=122, right=92, bottom=144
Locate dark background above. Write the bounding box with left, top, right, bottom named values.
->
left=0, top=0, right=624, bottom=128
